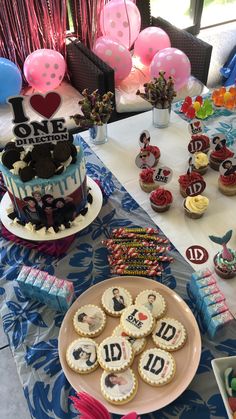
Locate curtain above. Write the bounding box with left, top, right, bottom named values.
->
left=0, top=0, right=67, bottom=70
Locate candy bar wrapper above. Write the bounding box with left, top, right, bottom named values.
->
left=47, top=278, right=63, bottom=311
left=16, top=266, right=31, bottom=292
left=196, top=284, right=220, bottom=311
left=196, top=275, right=217, bottom=288
left=24, top=268, right=41, bottom=298
left=202, top=301, right=229, bottom=327
left=207, top=310, right=234, bottom=338
left=202, top=291, right=226, bottom=309
left=56, top=280, right=74, bottom=311
left=40, top=275, right=56, bottom=305
left=32, top=271, right=49, bottom=302
left=191, top=268, right=213, bottom=281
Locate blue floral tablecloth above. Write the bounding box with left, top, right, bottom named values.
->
left=0, top=130, right=236, bottom=419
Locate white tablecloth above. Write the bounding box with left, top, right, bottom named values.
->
left=80, top=110, right=236, bottom=317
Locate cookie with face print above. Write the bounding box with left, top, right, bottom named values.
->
left=101, top=368, right=138, bottom=405
left=112, top=325, right=146, bottom=356
left=120, top=304, right=154, bottom=338
left=97, top=336, right=134, bottom=372
left=101, top=287, right=132, bottom=317
left=73, top=304, right=106, bottom=337
left=152, top=317, right=187, bottom=351
left=135, top=289, right=167, bottom=319
left=66, top=338, right=99, bottom=374
left=138, top=348, right=176, bottom=386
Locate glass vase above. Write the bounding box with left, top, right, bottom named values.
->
left=89, top=124, right=108, bottom=144
left=152, top=107, right=171, bottom=128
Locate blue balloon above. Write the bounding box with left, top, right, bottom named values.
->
left=0, top=57, right=22, bottom=104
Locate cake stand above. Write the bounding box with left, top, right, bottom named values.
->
left=0, top=177, right=103, bottom=241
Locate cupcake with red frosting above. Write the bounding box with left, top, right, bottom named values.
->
left=139, top=168, right=157, bottom=193
left=209, top=146, right=234, bottom=171
left=143, top=145, right=160, bottom=167
left=218, top=173, right=236, bottom=196
left=190, top=134, right=210, bottom=154
left=178, top=171, right=204, bottom=198
left=150, top=188, right=173, bottom=212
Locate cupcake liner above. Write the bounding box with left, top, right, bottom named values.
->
left=218, top=179, right=236, bottom=196
left=184, top=201, right=203, bottom=219
left=192, top=165, right=208, bottom=175
left=150, top=202, right=170, bottom=213
left=214, top=254, right=236, bottom=279
left=139, top=179, right=158, bottom=193
left=209, top=156, right=221, bottom=171
left=179, top=186, right=187, bottom=198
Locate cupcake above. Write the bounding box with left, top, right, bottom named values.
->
left=150, top=188, right=173, bottom=213
left=214, top=251, right=236, bottom=279
left=184, top=195, right=209, bottom=219
left=139, top=168, right=158, bottom=193
left=218, top=173, right=236, bottom=196
left=190, top=134, right=210, bottom=154
left=209, top=146, right=234, bottom=171
left=178, top=171, right=204, bottom=198
left=192, top=152, right=209, bottom=175
left=143, top=145, right=160, bottom=166
left=209, top=230, right=236, bottom=279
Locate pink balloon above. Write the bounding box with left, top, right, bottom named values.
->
left=150, top=47, right=191, bottom=91
left=24, top=49, right=66, bottom=92
left=100, top=0, right=141, bottom=50
left=93, top=36, right=132, bottom=83
left=134, top=27, right=171, bottom=66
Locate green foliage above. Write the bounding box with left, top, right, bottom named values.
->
left=136, top=71, right=176, bottom=109
left=70, top=89, right=114, bottom=127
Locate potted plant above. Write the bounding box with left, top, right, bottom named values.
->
left=136, top=71, right=176, bottom=128
left=71, top=89, right=114, bottom=144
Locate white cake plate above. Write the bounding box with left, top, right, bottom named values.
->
left=0, top=177, right=103, bottom=241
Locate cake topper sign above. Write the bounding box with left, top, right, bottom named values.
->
left=8, top=92, right=69, bottom=147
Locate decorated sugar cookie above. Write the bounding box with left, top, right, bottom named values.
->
left=135, top=289, right=167, bottom=319
left=101, top=368, right=138, bottom=405
left=152, top=317, right=187, bottom=351
left=120, top=304, right=154, bottom=338
left=101, top=287, right=132, bottom=317
left=112, top=325, right=146, bottom=356
left=66, top=338, right=99, bottom=374
left=138, top=348, right=176, bottom=386
left=73, top=304, right=106, bottom=337
left=97, top=336, right=134, bottom=372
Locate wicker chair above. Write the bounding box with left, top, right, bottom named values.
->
left=66, top=0, right=212, bottom=125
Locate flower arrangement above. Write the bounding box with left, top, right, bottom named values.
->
left=136, top=71, right=176, bottom=109
left=71, top=89, right=114, bottom=128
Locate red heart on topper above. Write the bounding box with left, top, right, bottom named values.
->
left=121, top=331, right=128, bottom=337
left=163, top=169, right=170, bottom=176
left=30, top=92, right=61, bottom=119
left=138, top=312, right=148, bottom=321
left=194, top=121, right=200, bottom=128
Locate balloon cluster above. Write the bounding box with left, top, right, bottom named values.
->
left=94, top=0, right=191, bottom=90
left=0, top=49, right=66, bottom=104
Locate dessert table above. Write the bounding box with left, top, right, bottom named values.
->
left=0, top=103, right=236, bottom=419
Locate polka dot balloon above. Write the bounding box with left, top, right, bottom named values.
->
left=100, top=0, right=141, bottom=50
left=134, top=27, right=171, bottom=66
left=150, top=47, right=191, bottom=91
left=24, top=49, right=66, bottom=92
left=93, top=36, right=132, bottom=84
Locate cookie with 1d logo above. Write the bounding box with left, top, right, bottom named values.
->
left=120, top=304, right=154, bottom=338
left=152, top=317, right=187, bottom=351
left=138, top=348, right=176, bottom=386
left=97, top=336, right=134, bottom=372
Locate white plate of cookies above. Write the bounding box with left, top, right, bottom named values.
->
left=58, top=276, right=201, bottom=415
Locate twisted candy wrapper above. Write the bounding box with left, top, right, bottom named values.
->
left=70, top=392, right=139, bottom=418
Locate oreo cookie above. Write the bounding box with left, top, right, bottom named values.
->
left=70, top=144, right=77, bottom=158
left=53, top=141, right=71, bottom=162
left=80, top=207, right=88, bottom=216
left=87, top=193, right=93, bottom=205
left=19, top=166, right=36, bottom=182
left=8, top=211, right=17, bottom=220
left=55, top=165, right=64, bottom=175
left=35, top=158, right=56, bottom=179
left=2, top=149, right=21, bottom=169
left=23, top=151, right=32, bottom=164
left=4, top=142, right=24, bottom=152
left=31, top=144, right=52, bottom=161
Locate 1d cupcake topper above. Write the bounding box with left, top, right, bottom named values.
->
left=135, top=130, right=158, bottom=169
left=188, top=120, right=204, bottom=136
left=211, top=134, right=227, bottom=151
left=152, top=166, right=173, bottom=186
left=7, top=91, right=69, bottom=147
left=185, top=157, right=206, bottom=196
left=219, top=158, right=236, bottom=176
